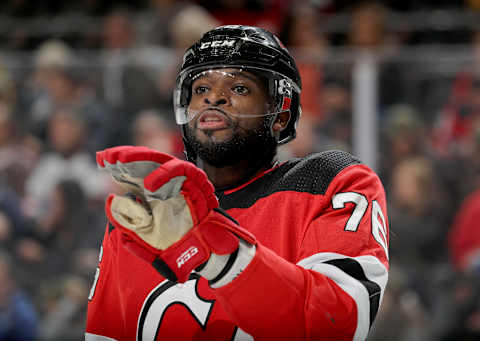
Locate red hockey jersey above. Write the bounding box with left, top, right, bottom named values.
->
left=86, top=150, right=389, bottom=341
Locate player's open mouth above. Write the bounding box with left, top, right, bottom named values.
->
left=196, top=109, right=231, bottom=130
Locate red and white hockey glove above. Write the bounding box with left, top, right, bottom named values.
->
left=97, top=146, right=256, bottom=284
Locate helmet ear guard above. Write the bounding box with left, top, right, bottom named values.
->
left=278, top=91, right=301, bottom=144
left=266, top=76, right=299, bottom=144
left=266, top=73, right=301, bottom=145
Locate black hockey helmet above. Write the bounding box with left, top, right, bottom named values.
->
left=174, top=25, right=302, bottom=146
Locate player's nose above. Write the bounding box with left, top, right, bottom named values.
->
left=204, top=88, right=228, bottom=106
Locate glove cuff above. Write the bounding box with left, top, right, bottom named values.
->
left=209, top=240, right=256, bottom=288
left=196, top=240, right=256, bottom=288
left=194, top=252, right=231, bottom=280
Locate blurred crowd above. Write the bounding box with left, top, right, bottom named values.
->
left=0, top=0, right=480, bottom=340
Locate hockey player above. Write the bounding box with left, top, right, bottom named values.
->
left=86, top=25, right=389, bottom=341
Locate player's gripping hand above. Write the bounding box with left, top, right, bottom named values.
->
left=96, top=146, right=256, bottom=283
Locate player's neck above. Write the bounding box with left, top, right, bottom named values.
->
left=199, top=158, right=276, bottom=191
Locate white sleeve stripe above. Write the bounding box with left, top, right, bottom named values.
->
left=297, top=252, right=388, bottom=294
left=85, top=333, right=117, bottom=341
left=297, top=253, right=388, bottom=341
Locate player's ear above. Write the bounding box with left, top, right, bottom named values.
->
left=272, top=111, right=291, bottom=133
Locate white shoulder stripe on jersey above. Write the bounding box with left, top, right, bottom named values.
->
left=297, top=253, right=388, bottom=341
left=85, top=333, right=117, bottom=341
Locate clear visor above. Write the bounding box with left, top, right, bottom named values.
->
left=173, top=65, right=300, bottom=125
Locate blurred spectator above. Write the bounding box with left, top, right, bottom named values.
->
left=348, top=1, right=391, bottom=49
left=0, top=249, right=38, bottom=341
left=0, top=60, right=40, bottom=197
left=0, top=210, right=14, bottom=253
left=432, top=30, right=480, bottom=158
left=316, top=79, right=353, bottom=151
left=24, top=107, right=108, bottom=219
left=434, top=115, right=480, bottom=214
left=0, top=186, right=32, bottom=252
left=329, top=1, right=408, bottom=111
left=0, top=101, right=38, bottom=197
left=38, top=275, right=90, bottom=341
left=16, top=179, right=103, bottom=300
left=432, top=75, right=480, bottom=157
left=379, top=103, right=427, bottom=186
left=140, top=0, right=192, bottom=47
left=0, top=59, right=16, bottom=107
left=27, top=39, right=78, bottom=129
left=99, top=7, right=162, bottom=126
left=279, top=2, right=328, bottom=123
left=169, top=4, right=220, bottom=51
left=387, top=156, right=450, bottom=305
left=25, top=39, right=115, bottom=153
left=351, top=1, right=407, bottom=109
left=19, top=179, right=103, bottom=270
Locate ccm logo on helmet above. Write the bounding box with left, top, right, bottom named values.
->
left=176, top=246, right=199, bottom=268
left=200, top=40, right=236, bottom=49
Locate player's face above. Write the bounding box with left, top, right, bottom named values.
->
left=187, top=68, right=270, bottom=141
left=184, top=68, right=277, bottom=167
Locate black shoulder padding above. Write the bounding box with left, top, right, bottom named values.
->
left=217, top=150, right=361, bottom=209
left=280, top=150, right=362, bottom=195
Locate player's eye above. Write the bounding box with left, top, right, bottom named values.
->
left=193, top=85, right=209, bottom=95
left=232, top=84, right=249, bottom=95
